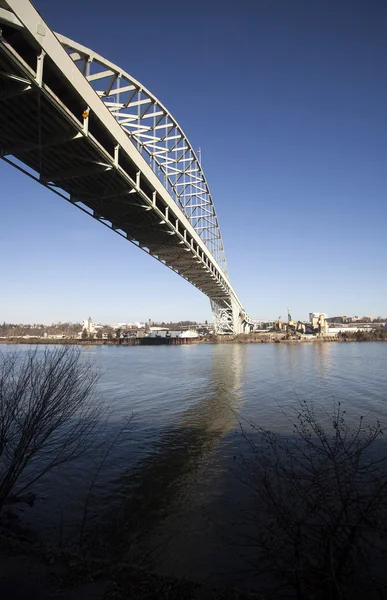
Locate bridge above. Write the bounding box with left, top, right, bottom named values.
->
left=0, top=0, right=253, bottom=334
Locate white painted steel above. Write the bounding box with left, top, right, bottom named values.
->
left=57, top=33, right=227, bottom=274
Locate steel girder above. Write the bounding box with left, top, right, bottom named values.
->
left=57, top=35, right=228, bottom=276
left=0, top=0, right=253, bottom=334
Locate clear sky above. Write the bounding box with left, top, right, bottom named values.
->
left=1, top=0, right=386, bottom=324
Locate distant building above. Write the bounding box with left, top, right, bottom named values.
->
left=111, top=322, right=145, bottom=330
left=327, top=316, right=346, bottom=324
left=146, top=329, right=199, bottom=339
left=111, top=322, right=127, bottom=330
left=77, top=317, right=103, bottom=338
left=82, top=317, right=96, bottom=336
left=309, top=313, right=328, bottom=335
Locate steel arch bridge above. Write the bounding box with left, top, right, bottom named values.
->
left=0, top=0, right=253, bottom=334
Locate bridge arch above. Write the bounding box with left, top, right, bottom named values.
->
left=0, top=0, right=253, bottom=333
left=58, top=35, right=228, bottom=276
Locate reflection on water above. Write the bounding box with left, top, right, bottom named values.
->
left=99, top=344, right=246, bottom=557
left=2, top=342, right=387, bottom=587
left=313, top=341, right=332, bottom=379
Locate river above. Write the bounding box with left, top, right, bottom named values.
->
left=2, top=341, right=387, bottom=590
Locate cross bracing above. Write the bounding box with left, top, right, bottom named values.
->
left=0, top=0, right=253, bottom=334
left=59, top=35, right=228, bottom=275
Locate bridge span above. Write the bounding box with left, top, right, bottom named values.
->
left=0, top=0, right=253, bottom=334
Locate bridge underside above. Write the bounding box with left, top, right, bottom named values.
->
left=0, top=4, right=252, bottom=334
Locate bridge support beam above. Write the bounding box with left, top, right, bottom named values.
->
left=211, top=298, right=243, bottom=335
left=211, top=298, right=256, bottom=335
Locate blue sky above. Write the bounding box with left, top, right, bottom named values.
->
left=1, top=0, right=386, bottom=324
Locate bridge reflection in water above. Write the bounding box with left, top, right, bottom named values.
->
left=11, top=342, right=387, bottom=589
left=97, top=344, right=246, bottom=565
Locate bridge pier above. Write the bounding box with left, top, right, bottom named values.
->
left=211, top=298, right=252, bottom=335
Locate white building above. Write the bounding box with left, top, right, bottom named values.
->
left=83, top=317, right=96, bottom=336
left=78, top=317, right=103, bottom=338
left=309, top=313, right=328, bottom=335
left=111, top=322, right=145, bottom=330
left=111, top=322, right=127, bottom=330
left=328, top=327, right=368, bottom=334
left=146, top=329, right=199, bottom=339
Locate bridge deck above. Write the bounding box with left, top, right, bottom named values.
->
left=0, top=1, right=251, bottom=333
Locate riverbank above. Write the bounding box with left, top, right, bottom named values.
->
left=0, top=337, right=194, bottom=346
left=1, top=331, right=386, bottom=346
left=200, top=331, right=387, bottom=343
left=0, top=533, right=256, bottom=600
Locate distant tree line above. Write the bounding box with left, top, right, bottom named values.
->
left=338, top=329, right=387, bottom=342
left=0, top=322, right=82, bottom=338
left=150, top=320, right=201, bottom=328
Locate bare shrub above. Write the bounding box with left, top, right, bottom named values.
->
left=0, top=346, right=105, bottom=510
left=239, top=402, right=387, bottom=599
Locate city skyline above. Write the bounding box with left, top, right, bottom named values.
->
left=1, top=0, right=387, bottom=323
left=2, top=312, right=386, bottom=328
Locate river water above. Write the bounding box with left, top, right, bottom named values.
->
left=3, top=342, right=387, bottom=589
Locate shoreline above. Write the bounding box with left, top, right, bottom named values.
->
left=0, top=532, right=253, bottom=600
left=1, top=334, right=386, bottom=346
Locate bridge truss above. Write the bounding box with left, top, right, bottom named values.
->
left=0, top=0, right=253, bottom=334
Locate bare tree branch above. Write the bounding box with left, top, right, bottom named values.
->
left=237, top=402, right=387, bottom=599
left=0, top=346, right=107, bottom=509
